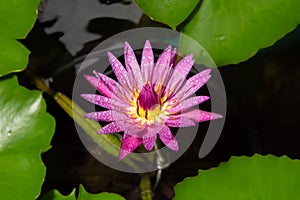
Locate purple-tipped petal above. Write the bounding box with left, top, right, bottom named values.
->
left=174, top=54, right=194, bottom=78
left=119, top=134, right=143, bottom=160
left=80, top=94, right=129, bottom=110
left=84, top=111, right=113, bottom=121
left=165, top=117, right=196, bottom=127
left=98, top=122, right=123, bottom=134
left=158, top=126, right=178, bottom=151
left=201, top=68, right=212, bottom=76
left=93, top=70, right=134, bottom=103
left=141, top=40, right=154, bottom=84
left=84, top=110, right=128, bottom=122
left=81, top=94, right=112, bottom=109
left=168, top=96, right=210, bottom=113
left=152, top=45, right=172, bottom=85
left=93, top=71, right=118, bottom=90
left=107, top=52, right=132, bottom=90
left=143, top=134, right=157, bottom=151
left=84, top=75, right=113, bottom=97
left=164, top=54, right=194, bottom=98
left=176, top=74, right=211, bottom=101
left=181, top=109, right=223, bottom=122
left=124, top=42, right=143, bottom=89
left=171, top=68, right=212, bottom=101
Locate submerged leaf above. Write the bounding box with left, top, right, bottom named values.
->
left=39, top=0, right=142, bottom=55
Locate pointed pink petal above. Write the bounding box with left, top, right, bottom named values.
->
left=119, top=134, right=143, bottom=160
left=93, top=70, right=117, bottom=86
left=158, top=126, right=178, bottom=151
left=84, top=75, right=113, bottom=97
left=98, top=122, right=123, bottom=134
left=152, top=45, right=172, bottom=86
left=80, top=94, right=129, bottom=110
left=84, top=110, right=128, bottom=122
left=141, top=40, right=154, bottom=84
left=168, top=96, right=210, bottom=113
left=93, top=70, right=134, bottom=103
left=165, top=117, right=196, bottom=127
left=143, top=134, right=157, bottom=151
left=164, top=54, right=194, bottom=99
left=175, top=73, right=211, bottom=101
left=107, top=51, right=132, bottom=90
left=124, top=42, right=143, bottom=89
left=200, top=68, right=212, bottom=76
left=174, top=54, right=194, bottom=78
left=181, top=109, right=223, bottom=122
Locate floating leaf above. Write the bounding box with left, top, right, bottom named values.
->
left=182, top=0, right=300, bottom=66
left=135, top=0, right=199, bottom=29
left=78, top=185, right=125, bottom=200
left=41, top=185, right=125, bottom=200
left=0, top=0, right=39, bottom=76
left=0, top=76, right=55, bottom=200
left=137, top=0, right=300, bottom=66
left=41, top=189, right=76, bottom=200
left=0, top=0, right=39, bottom=38
left=0, top=38, right=29, bottom=77
left=174, top=154, right=300, bottom=199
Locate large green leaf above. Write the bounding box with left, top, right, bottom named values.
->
left=137, top=0, right=300, bottom=66
left=41, top=185, right=125, bottom=200
left=0, top=0, right=39, bottom=38
left=0, top=76, right=55, bottom=200
left=182, top=0, right=300, bottom=66
left=0, top=0, right=39, bottom=76
left=174, top=154, right=300, bottom=199
left=135, top=0, right=199, bottom=29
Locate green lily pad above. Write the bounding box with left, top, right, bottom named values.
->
left=41, top=185, right=125, bottom=200
left=137, top=0, right=300, bottom=66
left=174, top=154, right=300, bottom=199
left=135, top=0, right=199, bottom=29
left=181, top=0, right=300, bottom=66
left=78, top=185, right=125, bottom=200
left=0, top=76, right=55, bottom=200
left=41, top=189, right=76, bottom=200
left=0, top=0, right=40, bottom=38
left=0, top=38, right=29, bottom=77
left=0, top=0, right=39, bottom=76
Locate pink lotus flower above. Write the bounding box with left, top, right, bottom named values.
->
left=81, top=40, right=222, bottom=160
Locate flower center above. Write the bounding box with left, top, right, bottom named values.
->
left=136, top=84, right=161, bottom=120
